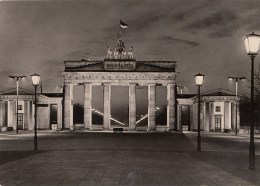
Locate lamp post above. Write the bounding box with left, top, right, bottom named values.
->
left=228, top=77, right=245, bottom=135
left=194, top=73, right=205, bottom=152
left=31, top=73, right=40, bottom=151
left=9, top=75, right=26, bottom=133
left=243, top=32, right=260, bottom=170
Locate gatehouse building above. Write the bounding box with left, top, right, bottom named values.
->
left=177, top=89, right=240, bottom=132
left=0, top=88, right=63, bottom=131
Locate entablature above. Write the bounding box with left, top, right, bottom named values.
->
left=63, top=71, right=177, bottom=86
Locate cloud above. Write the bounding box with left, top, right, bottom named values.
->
left=129, top=14, right=162, bottom=31
left=65, top=50, right=93, bottom=60
left=171, top=0, right=219, bottom=22
left=182, top=10, right=238, bottom=37
left=159, top=35, right=199, bottom=46
left=190, top=11, right=236, bottom=29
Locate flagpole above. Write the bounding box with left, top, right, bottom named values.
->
left=119, top=19, right=128, bottom=38
left=119, top=20, right=122, bottom=38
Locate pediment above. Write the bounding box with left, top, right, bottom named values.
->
left=201, top=88, right=236, bottom=96
left=0, top=87, right=34, bottom=95
left=136, top=61, right=175, bottom=72
left=65, top=61, right=104, bottom=71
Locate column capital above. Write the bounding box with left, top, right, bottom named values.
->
left=64, top=82, right=76, bottom=86
left=167, top=83, right=175, bottom=85
left=83, top=82, right=92, bottom=85
left=102, top=82, right=111, bottom=86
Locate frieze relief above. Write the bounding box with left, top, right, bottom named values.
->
left=64, top=72, right=176, bottom=81
left=0, top=95, right=33, bottom=99
left=104, top=61, right=136, bottom=71
left=202, top=96, right=237, bottom=101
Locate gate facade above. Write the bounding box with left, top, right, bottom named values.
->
left=62, top=41, right=177, bottom=131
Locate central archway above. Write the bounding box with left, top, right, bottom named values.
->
left=111, top=86, right=129, bottom=128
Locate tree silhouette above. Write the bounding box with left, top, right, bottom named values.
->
left=239, top=70, right=260, bottom=128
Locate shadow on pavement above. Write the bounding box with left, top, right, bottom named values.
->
left=0, top=150, right=44, bottom=166
left=191, top=151, right=260, bottom=185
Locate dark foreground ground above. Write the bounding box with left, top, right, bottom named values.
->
left=0, top=130, right=260, bottom=186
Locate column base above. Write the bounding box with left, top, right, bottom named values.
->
left=147, top=127, right=155, bottom=131
left=165, top=127, right=175, bottom=132
left=84, top=127, right=93, bottom=131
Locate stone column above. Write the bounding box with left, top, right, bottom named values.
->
left=231, top=102, right=236, bottom=130
left=204, top=102, right=210, bottom=132
left=28, top=101, right=34, bottom=130
left=237, top=103, right=240, bottom=130
left=24, top=101, right=29, bottom=130
left=209, top=102, right=214, bottom=131
left=148, top=84, right=156, bottom=130
left=2, top=101, right=7, bottom=127
left=190, top=105, right=193, bottom=130
left=103, top=83, right=111, bottom=130
left=224, top=101, right=230, bottom=130
left=57, top=103, right=62, bottom=129
left=167, top=83, right=175, bottom=130
left=129, top=83, right=136, bottom=130
left=177, top=105, right=181, bottom=130
left=64, top=84, right=74, bottom=129
left=7, top=101, right=13, bottom=128
left=31, top=101, right=35, bottom=130
left=200, top=102, right=204, bottom=131
left=13, top=101, right=17, bottom=130
left=193, top=103, right=198, bottom=130
left=228, top=102, right=232, bottom=129
left=0, top=101, right=3, bottom=128
left=84, top=83, right=92, bottom=130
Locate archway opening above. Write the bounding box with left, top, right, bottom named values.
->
left=155, top=86, right=167, bottom=126
left=111, top=86, right=129, bottom=128
left=73, top=85, right=84, bottom=125
left=136, top=86, right=148, bottom=129
left=92, top=85, right=104, bottom=126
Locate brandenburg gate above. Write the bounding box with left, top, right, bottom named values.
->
left=62, top=39, right=177, bottom=131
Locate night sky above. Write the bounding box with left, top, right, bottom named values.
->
left=1, top=0, right=260, bottom=99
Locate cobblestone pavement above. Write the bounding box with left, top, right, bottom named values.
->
left=0, top=131, right=259, bottom=186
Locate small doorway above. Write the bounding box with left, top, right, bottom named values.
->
left=215, top=116, right=221, bottom=131
left=181, top=105, right=190, bottom=131
left=50, top=104, right=58, bottom=129
left=17, top=114, right=23, bottom=129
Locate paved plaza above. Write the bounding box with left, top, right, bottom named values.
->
left=0, top=131, right=260, bottom=186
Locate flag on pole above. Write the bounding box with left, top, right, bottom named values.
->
left=120, top=20, right=128, bottom=28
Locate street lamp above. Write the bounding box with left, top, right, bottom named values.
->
left=31, top=73, right=40, bottom=151
left=194, top=73, right=205, bottom=152
left=9, top=75, right=26, bottom=133
left=243, top=32, right=260, bottom=170
left=228, top=77, right=245, bottom=135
